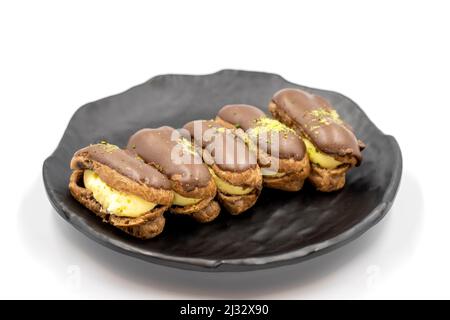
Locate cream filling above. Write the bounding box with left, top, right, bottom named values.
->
left=209, top=169, right=254, bottom=195
left=260, top=168, right=287, bottom=178
left=172, top=192, right=201, bottom=206
left=83, top=170, right=156, bottom=217
left=302, top=138, right=342, bottom=169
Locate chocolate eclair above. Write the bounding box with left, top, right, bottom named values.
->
left=127, top=127, right=220, bottom=222
left=69, top=143, right=173, bottom=239
left=216, top=104, right=310, bottom=191
left=183, top=120, right=262, bottom=215
left=269, top=88, right=365, bottom=192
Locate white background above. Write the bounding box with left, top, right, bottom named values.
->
left=1, top=0, right=448, bottom=299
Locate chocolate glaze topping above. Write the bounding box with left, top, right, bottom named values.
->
left=127, top=126, right=211, bottom=191
left=73, top=143, right=171, bottom=189
left=218, top=104, right=265, bottom=130
left=272, top=88, right=362, bottom=162
left=183, top=120, right=256, bottom=172
left=218, top=104, right=306, bottom=160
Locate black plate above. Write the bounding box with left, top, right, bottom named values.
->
left=43, top=69, right=402, bottom=272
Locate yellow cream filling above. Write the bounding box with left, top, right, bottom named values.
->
left=172, top=192, right=201, bottom=206
left=83, top=170, right=156, bottom=217
left=209, top=169, right=253, bottom=195
left=302, top=138, right=342, bottom=169
left=260, top=168, right=286, bottom=178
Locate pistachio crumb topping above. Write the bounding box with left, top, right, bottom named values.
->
left=255, top=117, right=295, bottom=133
left=178, top=137, right=198, bottom=156
left=247, top=117, right=295, bottom=141
left=97, top=141, right=119, bottom=153
left=310, top=108, right=343, bottom=126
left=242, top=135, right=257, bottom=152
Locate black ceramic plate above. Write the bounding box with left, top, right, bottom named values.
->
left=43, top=69, right=402, bottom=272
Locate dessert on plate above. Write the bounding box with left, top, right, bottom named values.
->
left=128, top=126, right=220, bottom=222
left=269, top=88, right=365, bottom=191
left=216, top=104, right=310, bottom=191
left=68, top=143, right=173, bottom=239
left=183, top=119, right=262, bottom=214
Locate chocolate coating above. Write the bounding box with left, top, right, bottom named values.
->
left=74, top=143, right=171, bottom=189
left=183, top=120, right=256, bottom=172
left=218, top=104, right=306, bottom=160
left=272, top=88, right=362, bottom=161
left=218, top=104, right=265, bottom=130
left=127, top=126, right=211, bottom=191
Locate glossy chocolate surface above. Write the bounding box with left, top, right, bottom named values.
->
left=73, top=143, right=171, bottom=189
left=128, top=127, right=211, bottom=190
left=183, top=120, right=256, bottom=172
left=272, top=88, right=362, bottom=161
left=218, top=104, right=306, bottom=160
